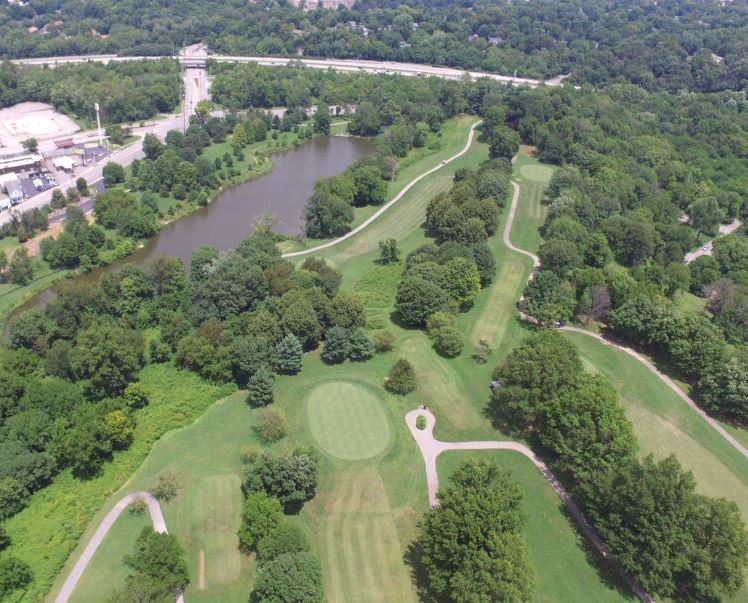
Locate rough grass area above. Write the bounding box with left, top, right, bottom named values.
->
left=306, top=381, right=392, bottom=461
left=438, top=451, right=633, bottom=602
left=353, top=262, right=401, bottom=329
left=17, top=365, right=234, bottom=603
left=567, top=331, right=748, bottom=520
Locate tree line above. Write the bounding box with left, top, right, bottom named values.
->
left=491, top=330, right=748, bottom=601
left=0, top=59, right=181, bottom=124
left=2, top=0, right=747, bottom=92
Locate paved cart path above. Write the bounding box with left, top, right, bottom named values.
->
left=405, top=409, right=654, bottom=603
left=55, top=492, right=185, bottom=603
left=282, top=120, right=482, bottom=258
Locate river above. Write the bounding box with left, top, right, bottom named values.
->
left=11, top=136, right=375, bottom=316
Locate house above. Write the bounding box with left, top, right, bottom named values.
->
left=0, top=193, right=10, bottom=211
left=0, top=174, right=24, bottom=205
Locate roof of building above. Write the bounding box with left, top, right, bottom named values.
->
left=0, top=153, right=42, bottom=171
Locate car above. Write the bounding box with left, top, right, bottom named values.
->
left=702, top=245, right=709, bottom=251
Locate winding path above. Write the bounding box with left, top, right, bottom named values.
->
left=405, top=409, right=654, bottom=603
left=282, top=120, right=482, bottom=258
left=561, top=326, right=748, bottom=460
left=502, top=170, right=748, bottom=461
left=55, top=492, right=185, bottom=603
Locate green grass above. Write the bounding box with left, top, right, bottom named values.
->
left=306, top=380, right=392, bottom=461
left=566, top=331, right=748, bottom=518
left=12, top=365, right=233, bottom=603
left=47, top=126, right=633, bottom=603
left=673, top=289, right=707, bottom=316
left=511, top=151, right=554, bottom=254
left=438, top=451, right=632, bottom=602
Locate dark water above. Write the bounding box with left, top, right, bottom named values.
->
left=11, top=136, right=374, bottom=317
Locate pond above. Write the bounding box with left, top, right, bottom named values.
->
left=11, top=135, right=375, bottom=317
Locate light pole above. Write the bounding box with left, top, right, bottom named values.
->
left=94, top=102, right=105, bottom=148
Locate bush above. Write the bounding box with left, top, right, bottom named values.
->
left=257, top=522, right=310, bottom=563
left=246, top=364, right=275, bottom=407
left=0, top=556, right=33, bottom=600
left=426, top=311, right=456, bottom=339
left=416, top=415, right=427, bottom=430
left=348, top=328, right=375, bottom=361
left=373, top=330, right=395, bottom=352
left=385, top=359, right=417, bottom=395
left=123, top=382, right=149, bottom=410
left=149, top=339, right=172, bottom=363
left=128, top=500, right=147, bottom=516
left=152, top=471, right=179, bottom=502
left=434, top=326, right=464, bottom=358
left=254, top=409, right=287, bottom=443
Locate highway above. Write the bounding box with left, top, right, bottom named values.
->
left=13, top=51, right=551, bottom=88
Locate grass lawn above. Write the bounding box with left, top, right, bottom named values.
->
left=438, top=451, right=632, bottom=602
left=14, top=365, right=233, bottom=603
left=510, top=150, right=554, bottom=254
left=672, top=289, right=707, bottom=315
left=566, top=331, right=748, bottom=519
left=49, top=128, right=635, bottom=603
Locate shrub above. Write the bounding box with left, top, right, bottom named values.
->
left=254, top=409, right=287, bottom=443
left=416, top=415, right=427, bottom=430
left=128, top=500, right=147, bottom=516
left=385, top=359, right=417, bottom=395
left=153, top=471, right=179, bottom=503
left=246, top=364, right=275, bottom=407
left=149, top=339, right=172, bottom=363
left=373, top=330, right=395, bottom=352
left=123, top=382, right=149, bottom=410
left=348, top=328, right=375, bottom=361
left=321, top=326, right=350, bottom=364
left=252, top=552, right=323, bottom=603
left=426, top=311, right=456, bottom=339
left=434, top=326, right=464, bottom=358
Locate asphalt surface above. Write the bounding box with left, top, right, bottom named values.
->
left=405, top=409, right=654, bottom=603
left=683, top=219, right=742, bottom=263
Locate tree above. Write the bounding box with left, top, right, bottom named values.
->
left=378, top=238, right=400, bottom=264
left=385, top=358, right=417, bottom=395
left=328, top=291, right=365, bottom=329
left=7, top=308, right=47, bottom=349
left=523, top=270, right=576, bottom=326
left=303, top=190, right=354, bottom=238
left=281, top=303, right=322, bottom=350
left=395, top=275, right=448, bottom=326
left=541, top=374, right=638, bottom=478
left=243, top=450, right=318, bottom=511
left=142, top=133, right=163, bottom=160
left=70, top=321, right=145, bottom=398
left=348, top=328, right=374, bottom=361
left=8, top=248, right=34, bottom=286
left=434, top=326, right=464, bottom=358
left=322, top=326, right=350, bottom=364
left=353, top=166, right=387, bottom=206
left=102, top=161, right=125, bottom=186
left=76, top=177, right=89, bottom=196
left=153, top=471, right=179, bottom=502
left=21, top=138, right=38, bottom=153
left=443, top=257, right=481, bottom=309
left=487, top=125, right=520, bottom=161
left=254, top=409, right=287, bottom=443
left=689, top=197, right=723, bottom=236
left=313, top=104, right=331, bottom=135
left=689, top=255, right=721, bottom=294
left=123, top=526, right=189, bottom=598
left=538, top=239, right=583, bottom=277
left=698, top=355, right=748, bottom=421
left=418, top=460, right=534, bottom=602
left=373, top=330, right=395, bottom=352
left=348, top=101, right=381, bottom=136
left=238, top=491, right=284, bottom=551
left=195, top=99, right=214, bottom=123
left=257, top=522, right=310, bottom=563
left=51, top=188, right=67, bottom=210
left=251, top=552, right=323, bottom=603
left=246, top=364, right=275, bottom=407
left=0, top=556, right=33, bottom=600
left=275, top=334, right=303, bottom=374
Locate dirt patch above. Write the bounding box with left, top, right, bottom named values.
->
left=0, top=102, right=80, bottom=153
left=199, top=549, right=206, bottom=590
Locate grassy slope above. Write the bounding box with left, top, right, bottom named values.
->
left=15, top=366, right=233, bottom=603
left=50, top=132, right=628, bottom=603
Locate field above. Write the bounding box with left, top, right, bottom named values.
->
left=52, top=128, right=632, bottom=603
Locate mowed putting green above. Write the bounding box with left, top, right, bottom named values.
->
left=519, top=162, right=554, bottom=183
left=306, top=381, right=392, bottom=461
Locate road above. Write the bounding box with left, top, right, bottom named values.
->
left=282, top=120, right=482, bottom=258
left=0, top=60, right=208, bottom=226
left=499, top=174, right=748, bottom=461
left=683, top=219, right=742, bottom=263
left=54, top=491, right=185, bottom=603
left=404, top=408, right=654, bottom=603
left=13, top=52, right=553, bottom=89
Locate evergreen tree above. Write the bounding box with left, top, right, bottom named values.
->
left=322, top=326, right=350, bottom=364
left=247, top=364, right=274, bottom=407
left=275, top=334, right=303, bottom=374
left=385, top=359, right=417, bottom=395
left=348, top=328, right=375, bottom=361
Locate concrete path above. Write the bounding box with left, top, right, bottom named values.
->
left=684, top=219, right=742, bottom=263
left=55, top=492, right=185, bottom=603
left=282, top=120, right=482, bottom=258
left=503, top=180, right=540, bottom=269
left=561, top=326, right=748, bottom=460
left=405, top=409, right=653, bottom=603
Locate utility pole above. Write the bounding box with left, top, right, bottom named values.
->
left=94, top=102, right=105, bottom=149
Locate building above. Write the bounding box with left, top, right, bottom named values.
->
left=0, top=174, right=24, bottom=205
left=0, top=193, right=9, bottom=211
left=0, top=153, right=42, bottom=176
